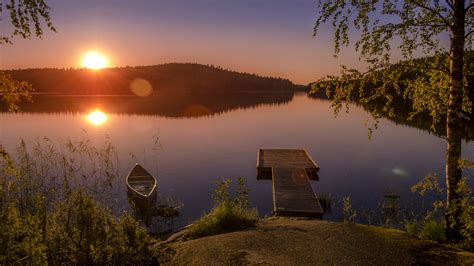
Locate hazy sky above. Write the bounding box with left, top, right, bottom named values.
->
left=0, top=0, right=366, bottom=84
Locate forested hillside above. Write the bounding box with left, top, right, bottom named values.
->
left=5, top=63, right=304, bottom=95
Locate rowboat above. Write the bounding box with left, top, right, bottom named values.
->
left=126, top=163, right=157, bottom=206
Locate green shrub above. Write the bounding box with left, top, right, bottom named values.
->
left=403, top=219, right=419, bottom=236
left=0, top=204, right=48, bottom=265
left=47, top=190, right=152, bottom=264
left=0, top=191, right=153, bottom=265
left=419, top=220, right=446, bottom=242
left=108, top=213, right=153, bottom=264
left=0, top=139, right=158, bottom=264
left=411, top=174, right=473, bottom=246
left=187, top=178, right=258, bottom=239
left=451, top=177, right=474, bottom=243
left=403, top=218, right=446, bottom=243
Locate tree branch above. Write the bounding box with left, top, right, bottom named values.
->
left=465, top=30, right=474, bottom=39
left=397, top=62, right=450, bottom=74
left=446, top=0, right=454, bottom=11
left=412, top=22, right=447, bottom=28
left=410, top=0, right=453, bottom=28
left=466, top=3, right=474, bottom=12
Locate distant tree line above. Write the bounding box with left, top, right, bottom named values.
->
left=5, top=63, right=304, bottom=95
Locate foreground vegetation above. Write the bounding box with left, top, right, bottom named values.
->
left=0, top=138, right=156, bottom=264
left=0, top=137, right=471, bottom=265
left=332, top=174, right=473, bottom=251
left=186, top=178, right=258, bottom=239
left=0, top=138, right=259, bottom=263
left=1, top=191, right=152, bottom=264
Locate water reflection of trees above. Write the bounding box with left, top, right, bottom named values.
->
left=13, top=92, right=294, bottom=117
left=360, top=101, right=474, bottom=142
left=6, top=64, right=300, bottom=117
left=309, top=92, right=474, bottom=141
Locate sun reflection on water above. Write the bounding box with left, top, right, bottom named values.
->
left=87, top=110, right=108, bottom=126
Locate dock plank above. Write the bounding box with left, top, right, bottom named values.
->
left=257, top=149, right=323, bottom=218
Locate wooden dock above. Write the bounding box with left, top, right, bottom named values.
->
left=257, top=149, right=323, bottom=218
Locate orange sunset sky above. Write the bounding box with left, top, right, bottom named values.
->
left=0, top=0, right=368, bottom=84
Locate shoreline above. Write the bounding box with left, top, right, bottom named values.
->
left=153, top=218, right=474, bottom=265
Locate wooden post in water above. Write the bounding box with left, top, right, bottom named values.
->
left=257, top=149, right=324, bottom=218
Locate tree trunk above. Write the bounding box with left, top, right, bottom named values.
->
left=445, top=0, right=465, bottom=242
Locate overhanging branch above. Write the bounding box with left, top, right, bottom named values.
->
left=410, top=0, right=453, bottom=28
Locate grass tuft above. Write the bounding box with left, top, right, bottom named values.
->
left=418, top=219, right=446, bottom=242
left=403, top=219, right=419, bottom=236
left=186, top=178, right=258, bottom=239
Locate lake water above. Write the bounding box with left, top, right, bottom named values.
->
left=1, top=92, right=473, bottom=226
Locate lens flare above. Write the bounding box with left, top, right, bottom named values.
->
left=87, top=110, right=108, bottom=126
left=392, top=167, right=408, bottom=177
left=130, top=78, right=153, bottom=97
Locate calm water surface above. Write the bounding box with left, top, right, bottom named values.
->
left=1, top=93, right=473, bottom=225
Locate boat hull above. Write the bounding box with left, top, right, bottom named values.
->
left=126, top=164, right=157, bottom=209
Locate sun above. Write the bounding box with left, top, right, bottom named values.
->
left=87, top=110, right=108, bottom=126
left=82, top=52, right=108, bottom=70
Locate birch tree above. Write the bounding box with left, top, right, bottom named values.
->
left=313, top=0, right=472, bottom=241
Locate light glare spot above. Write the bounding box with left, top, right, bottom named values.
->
left=87, top=110, right=108, bottom=126
left=130, top=78, right=153, bottom=97
left=392, top=167, right=408, bottom=177
left=82, top=52, right=108, bottom=70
